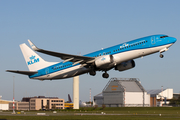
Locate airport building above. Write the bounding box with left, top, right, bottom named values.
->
left=0, top=96, right=12, bottom=110
left=9, top=96, right=64, bottom=110
left=147, top=88, right=173, bottom=107
left=94, top=78, right=150, bottom=107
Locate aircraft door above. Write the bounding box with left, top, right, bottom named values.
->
left=151, top=36, right=156, bottom=45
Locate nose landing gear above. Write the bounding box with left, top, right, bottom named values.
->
left=160, top=54, right=164, bottom=58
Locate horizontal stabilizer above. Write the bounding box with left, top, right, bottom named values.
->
left=6, top=70, right=38, bottom=75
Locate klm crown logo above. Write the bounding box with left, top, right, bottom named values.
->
left=101, top=57, right=106, bottom=61
left=27, top=55, right=39, bottom=65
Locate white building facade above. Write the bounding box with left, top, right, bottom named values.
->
left=147, top=88, right=173, bottom=106
left=0, top=96, right=12, bottom=110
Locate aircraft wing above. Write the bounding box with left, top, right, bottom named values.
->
left=28, top=40, right=95, bottom=65
left=6, top=70, right=38, bottom=75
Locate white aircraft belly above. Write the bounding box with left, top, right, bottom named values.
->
left=32, top=65, right=89, bottom=80
left=113, top=44, right=172, bottom=64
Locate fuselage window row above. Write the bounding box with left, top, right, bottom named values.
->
left=94, top=51, right=111, bottom=57
left=53, top=63, right=73, bottom=70
left=113, top=40, right=148, bottom=53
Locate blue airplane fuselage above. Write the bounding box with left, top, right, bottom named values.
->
left=28, top=34, right=176, bottom=80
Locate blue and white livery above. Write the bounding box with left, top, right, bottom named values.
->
left=7, top=35, right=177, bottom=80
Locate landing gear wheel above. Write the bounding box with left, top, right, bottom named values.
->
left=102, top=73, right=109, bottom=78
left=89, top=71, right=96, bottom=76
left=160, top=54, right=164, bottom=58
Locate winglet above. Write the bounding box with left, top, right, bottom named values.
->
left=28, top=39, right=39, bottom=51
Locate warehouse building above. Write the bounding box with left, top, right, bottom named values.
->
left=9, top=96, right=64, bottom=110
left=94, top=78, right=150, bottom=107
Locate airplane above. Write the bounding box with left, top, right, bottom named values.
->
left=64, top=94, right=88, bottom=108
left=64, top=94, right=73, bottom=109
left=7, top=34, right=177, bottom=80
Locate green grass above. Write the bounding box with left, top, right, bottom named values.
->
left=0, top=115, right=180, bottom=120
left=0, top=107, right=180, bottom=120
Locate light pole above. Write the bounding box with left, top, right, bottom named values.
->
left=161, top=86, right=163, bottom=107
left=12, top=76, right=15, bottom=114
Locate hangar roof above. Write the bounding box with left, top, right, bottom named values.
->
left=147, top=89, right=165, bottom=97
left=147, top=89, right=162, bottom=95
left=103, top=78, right=146, bottom=92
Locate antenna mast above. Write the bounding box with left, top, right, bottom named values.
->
left=13, top=76, right=15, bottom=114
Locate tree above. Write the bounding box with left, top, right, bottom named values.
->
left=45, top=104, right=49, bottom=110
left=169, top=97, right=180, bottom=106
left=93, top=105, right=98, bottom=110
left=52, top=104, right=56, bottom=110
left=102, top=104, right=106, bottom=109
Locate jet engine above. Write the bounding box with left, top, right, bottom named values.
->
left=95, top=55, right=114, bottom=69
left=115, top=60, right=135, bottom=71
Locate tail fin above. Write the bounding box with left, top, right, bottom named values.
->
left=20, top=43, right=57, bottom=71
left=68, top=94, right=72, bottom=103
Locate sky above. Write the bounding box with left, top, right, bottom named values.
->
left=0, top=0, right=180, bottom=102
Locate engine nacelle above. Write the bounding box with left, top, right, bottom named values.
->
left=115, top=60, right=135, bottom=71
left=95, top=55, right=114, bottom=69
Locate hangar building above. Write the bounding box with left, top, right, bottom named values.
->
left=94, top=78, right=150, bottom=107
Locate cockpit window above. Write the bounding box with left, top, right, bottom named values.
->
left=160, top=35, right=168, bottom=38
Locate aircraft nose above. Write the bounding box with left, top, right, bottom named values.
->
left=169, top=37, right=177, bottom=44
left=172, top=37, right=177, bottom=43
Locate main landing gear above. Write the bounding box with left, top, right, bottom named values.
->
left=89, top=70, right=109, bottom=79
left=89, top=70, right=96, bottom=76
left=159, top=53, right=164, bottom=58
left=102, top=72, right=109, bottom=79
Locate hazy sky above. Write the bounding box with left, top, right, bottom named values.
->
left=0, top=0, right=180, bottom=102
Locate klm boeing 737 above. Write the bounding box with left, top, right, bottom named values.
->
left=7, top=35, right=176, bottom=80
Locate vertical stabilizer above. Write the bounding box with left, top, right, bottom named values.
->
left=20, top=43, right=57, bottom=71
left=68, top=94, right=72, bottom=103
